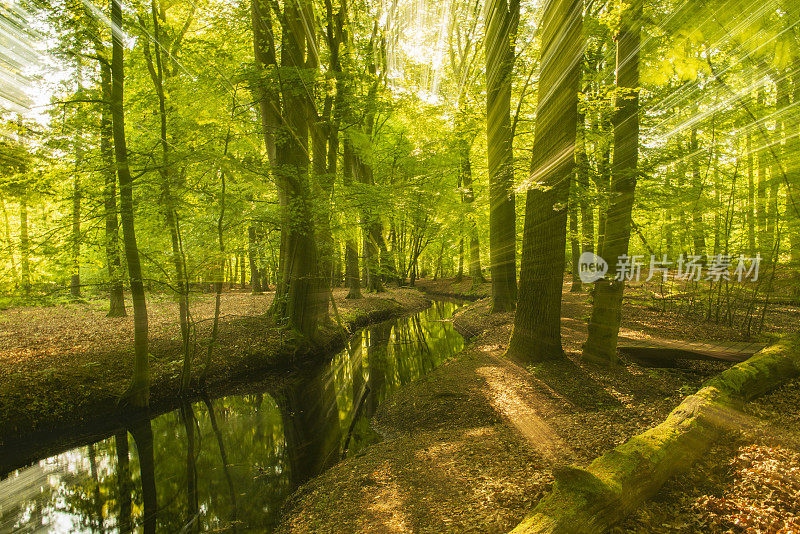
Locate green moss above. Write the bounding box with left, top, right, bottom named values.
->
left=511, top=333, right=800, bottom=534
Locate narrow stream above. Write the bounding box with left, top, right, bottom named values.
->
left=0, top=300, right=464, bottom=533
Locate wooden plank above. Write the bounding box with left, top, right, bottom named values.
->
left=617, top=337, right=767, bottom=365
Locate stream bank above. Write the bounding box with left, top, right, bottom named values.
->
left=0, top=288, right=429, bottom=455
left=0, top=298, right=463, bottom=532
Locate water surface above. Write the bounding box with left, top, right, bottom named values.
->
left=0, top=300, right=463, bottom=533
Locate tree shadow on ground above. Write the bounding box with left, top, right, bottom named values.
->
left=527, top=357, right=624, bottom=412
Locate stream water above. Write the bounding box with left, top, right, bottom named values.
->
left=0, top=300, right=464, bottom=533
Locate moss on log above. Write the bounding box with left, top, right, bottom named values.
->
left=511, top=334, right=800, bottom=534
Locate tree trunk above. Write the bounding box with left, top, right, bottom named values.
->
left=345, top=238, right=362, bottom=299
left=457, top=237, right=465, bottom=281
left=690, top=126, right=706, bottom=256
left=19, top=185, right=30, bottom=296
left=789, top=70, right=800, bottom=295
left=596, top=146, right=610, bottom=257
left=460, top=138, right=485, bottom=287
left=581, top=0, right=641, bottom=365
left=768, top=75, right=787, bottom=266
left=756, top=88, right=768, bottom=255
left=248, top=226, right=262, bottom=293
left=712, top=145, right=721, bottom=255
left=577, top=69, right=594, bottom=257
left=569, top=190, right=582, bottom=292
left=239, top=252, right=245, bottom=288
left=485, top=0, right=518, bottom=313
left=0, top=199, right=18, bottom=288
left=71, top=75, right=82, bottom=300
left=506, top=0, right=582, bottom=363
left=112, top=0, right=149, bottom=409
left=675, top=133, right=688, bottom=253
left=254, top=0, right=327, bottom=338
left=141, top=3, right=192, bottom=391
left=99, top=58, right=126, bottom=317
left=357, top=27, right=387, bottom=294
left=747, top=129, right=756, bottom=256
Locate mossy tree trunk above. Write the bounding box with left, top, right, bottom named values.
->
left=252, top=0, right=327, bottom=339
left=485, top=0, right=518, bottom=313
left=506, top=0, right=583, bottom=363
left=511, top=334, right=800, bottom=534
left=581, top=0, right=641, bottom=365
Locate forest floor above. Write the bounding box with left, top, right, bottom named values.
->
left=278, top=278, right=800, bottom=533
left=0, top=287, right=429, bottom=461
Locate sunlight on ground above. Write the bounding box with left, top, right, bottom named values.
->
left=363, top=462, right=411, bottom=533
left=477, top=365, right=567, bottom=462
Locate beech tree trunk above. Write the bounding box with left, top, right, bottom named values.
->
left=747, top=129, right=756, bottom=256
left=461, top=142, right=485, bottom=287
left=112, top=0, right=149, bottom=409
left=141, top=3, right=192, bottom=391
left=569, top=191, right=582, bottom=292
left=253, top=0, right=327, bottom=338
left=506, top=0, right=582, bottom=363
left=485, top=0, right=518, bottom=313
left=789, top=70, right=800, bottom=294
left=99, top=59, right=126, bottom=317
left=345, top=238, right=362, bottom=299
left=71, top=66, right=82, bottom=300
left=582, top=0, right=641, bottom=365
left=690, top=126, right=706, bottom=256
left=576, top=68, right=594, bottom=263
left=19, top=185, right=30, bottom=296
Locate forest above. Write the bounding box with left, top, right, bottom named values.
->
left=0, top=0, right=799, bottom=531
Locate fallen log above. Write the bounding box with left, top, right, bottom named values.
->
left=510, top=333, right=800, bottom=534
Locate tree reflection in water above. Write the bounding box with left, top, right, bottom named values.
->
left=0, top=300, right=463, bottom=532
